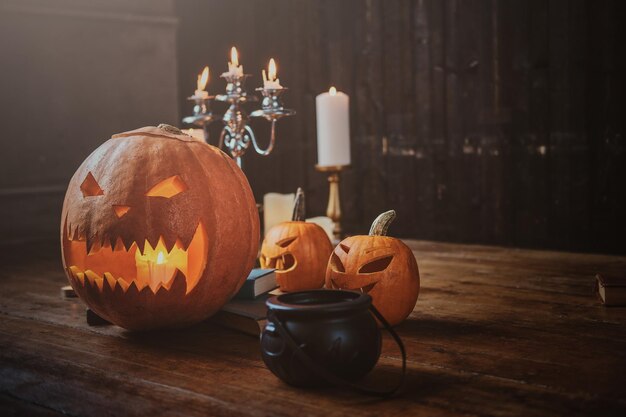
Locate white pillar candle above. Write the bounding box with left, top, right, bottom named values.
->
left=315, top=87, right=351, bottom=167
left=306, top=216, right=334, bottom=241
left=263, top=192, right=296, bottom=234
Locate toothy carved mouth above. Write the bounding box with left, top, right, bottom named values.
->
left=263, top=253, right=296, bottom=272
left=63, top=222, right=208, bottom=295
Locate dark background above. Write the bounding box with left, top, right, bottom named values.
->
left=1, top=0, right=624, bottom=254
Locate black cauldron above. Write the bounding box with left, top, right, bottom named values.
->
left=261, top=290, right=393, bottom=390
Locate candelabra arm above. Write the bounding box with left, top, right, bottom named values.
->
left=250, top=120, right=277, bottom=156
left=244, top=124, right=258, bottom=153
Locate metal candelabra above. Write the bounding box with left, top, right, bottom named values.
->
left=183, top=72, right=295, bottom=167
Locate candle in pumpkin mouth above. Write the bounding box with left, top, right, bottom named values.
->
left=263, top=58, right=282, bottom=90
left=315, top=86, right=351, bottom=167
left=194, top=66, right=209, bottom=99
left=148, top=251, right=174, bottom=291
left=225, top=46, right=243, bottom=77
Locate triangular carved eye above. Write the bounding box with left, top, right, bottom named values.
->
left=277, top=236, right=297, bottom=248
left=146, top=175, right=187, bottom=198
left=330, top=252, right=345, bottom=272
left=339, top=243, right=350, bottom=253
left=358, top=255, right=393, bottom=273
left=80, top=172, right=104, bottom=197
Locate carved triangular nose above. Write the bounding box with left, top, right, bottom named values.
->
left=112, top=205, right=131, bottom=218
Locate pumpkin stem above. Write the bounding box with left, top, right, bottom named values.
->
left=292, top=187, right=305, bottom=221
left=157, top=124, right=183, bottom=135
left=369, top=210, right=396, bottom=236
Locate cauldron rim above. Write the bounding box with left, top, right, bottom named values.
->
left=266, top=289, right=371, bottom=316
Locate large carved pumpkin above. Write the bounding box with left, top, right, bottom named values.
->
left=325, top=210, right=419, bottom=326
left=260, top=188, right=333, bottom=292
left=61, top=124, right=259, bottom=330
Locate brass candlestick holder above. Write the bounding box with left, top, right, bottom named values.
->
left=316, top=164, right=349, bottom=242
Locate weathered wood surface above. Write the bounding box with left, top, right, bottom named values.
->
left=1, top=240, right=625, bottom=416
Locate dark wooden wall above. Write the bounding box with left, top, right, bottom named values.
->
left=177, top=0, right=625, bottom=254
left=0, top=0, right=179, bottom=244
left=0, top=0, right=623, bottom=254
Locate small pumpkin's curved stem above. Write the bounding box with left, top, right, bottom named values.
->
left=292, top=187, right=305, bottom=221
left=157, top=124, right=183, bottom=135
left=369, top=210, right=396, bottom=236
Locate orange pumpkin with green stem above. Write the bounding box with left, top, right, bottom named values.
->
left=260, top=188, right=333, bottom=292
left=325, top=210, right=420, bottom=326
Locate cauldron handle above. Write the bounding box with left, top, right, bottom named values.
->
left=267, top=305, right=407, bottom=397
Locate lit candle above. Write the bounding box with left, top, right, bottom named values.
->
left=194, top=66, right=209, bottom=99
left=263, top=58, right=283, bottom=90
left=148, top=251, right=174, bottom=291
left=315, top=86, right=351, bottom=167
left=224, top=46, right=243, bottom=77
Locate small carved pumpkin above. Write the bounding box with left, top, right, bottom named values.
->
left=325, top=210, right=419, bottom=326
left=260, top=188, right=333, bottom=292
left=61, top=124, right=259, bottom=330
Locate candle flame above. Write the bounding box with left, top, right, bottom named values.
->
left=197, top=66, right=209, bottom=91
left=230, top=47, right=239, bottom=67
left=156, top=251, right=165, bottom=265
left=268, top=58, right=277, bottom=81
left=329, top=86, right=337, bottom=95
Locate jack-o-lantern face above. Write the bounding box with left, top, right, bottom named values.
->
left=260, top=188, right=333, bottom=292
left=61, top=125, right=259, bottom=330
left=325, top=210, right=419, bottom=326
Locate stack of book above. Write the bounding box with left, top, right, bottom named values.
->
left=209, top=268, right=279, bottom=336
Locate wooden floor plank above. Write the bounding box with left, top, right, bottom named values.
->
left=1, top=240, right=625, bottom=416
left=0, top=393, right=66, bottom=417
